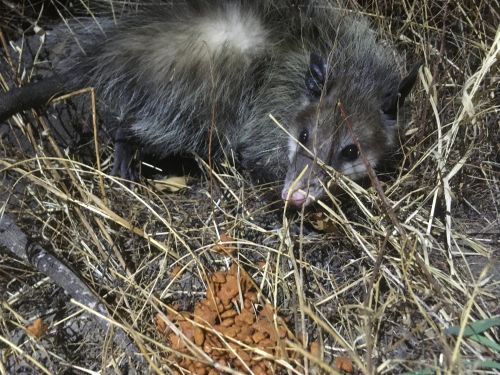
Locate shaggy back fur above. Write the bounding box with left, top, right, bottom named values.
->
left=45, top=0, right=416, bottom=206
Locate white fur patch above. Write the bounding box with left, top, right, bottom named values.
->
left=199, top=8, right=267, bottom=54
left=340, top=150, right=378, bottom=180
left=288, top=136, right=298, bottom=162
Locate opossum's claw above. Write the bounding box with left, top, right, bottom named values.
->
left=111, top=130, right=139, bottom=181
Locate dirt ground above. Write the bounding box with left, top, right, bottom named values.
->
left=0, top=1, right=498, bottom=374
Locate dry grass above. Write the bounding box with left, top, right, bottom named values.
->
left=0, top=0, right=498, bottom=374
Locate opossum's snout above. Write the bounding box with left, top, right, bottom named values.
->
left=281, top=132, right=329, bottom=208
left=281, top=169, right=325, bottom=208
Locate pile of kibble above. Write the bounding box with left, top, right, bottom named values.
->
left=156, top=263, right=297, bottom=375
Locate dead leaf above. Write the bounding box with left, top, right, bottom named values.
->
left=310, top=340, right=322, bottom=358
left=26, top=318, right=48, bottom=339
left=153, top=176, right=188, bottom=192
left=335, top=356, right=354, bottom=373
left=308, top=212, right=338, bottom=233
left=155, top=313, right=169, bottom=334
left=212, top=233, right=237, bottom=255
left=170, top=265, right=183, bottom=278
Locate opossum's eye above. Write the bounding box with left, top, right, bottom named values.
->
left=340, top=144, right=359, bottom=161
left=299, top=129, right=309, bottom=145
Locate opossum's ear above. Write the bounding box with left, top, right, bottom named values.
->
left=305, top=53, right=327, bottom=98
left=381, top=63, right=421, bottom=123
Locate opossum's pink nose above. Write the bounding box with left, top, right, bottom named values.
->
left=282, top=189, right=307, bottom=207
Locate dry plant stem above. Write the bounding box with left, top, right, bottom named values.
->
left=0, top=158, right=181, bottom=260
left=290, top=205, right=309, bottom=371
left=302, top=304, right=367, bottom=374
left=89, top=87, right=107, bottom=203
left=339, top=99, right=456, bottom=363
left=285, top=341, right=341, bottom=375
left=0, top=30, right=15, bottom=91
left=0, top=212, right=141, bottom=360
left=362, top=234, right=390, bottom=374
left=339, top=100, right=452, bottom=306
left=0, top=334, right=52, bottom=374
left=35, top=114, right=131, bottom=271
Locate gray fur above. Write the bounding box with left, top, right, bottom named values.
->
left=46, top=0, right=416, bottom=206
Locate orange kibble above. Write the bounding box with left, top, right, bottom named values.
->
left=212, top=233, right=237, bottom=255
left=259, top=339, right=274, bottom=348
left=212, top=272, right=226, bottom=283
left=252, top=363, right=269, bottom=375
left=235, top=309, right=254, bottom=325
left=228, top=263, right=238, bottom=275
left=214, top=302, right=224, bottom=314
left=243, top=336, right=254, bottom=345
left=260, top=304, right=274, bottom=320
left=228, top=350, right=237, bottom=359
left=218, top=289, right=238, bottom=307
left=194, top=304, right=217, bottom=326
left=244, top=299, right=253, bottom=309
left=221, top=325, right=240, bottom=338
left=278, top=326, right=287, bottom=339
left=170, top=265, right=183, bottom=278
left=203, top=335, right=217, bottom=357
left=221, top=309, right=237, bottom=319
left=155, top=313, right=168, bottom=334
left=236, top=349, right=251, bottom=364
left=169, top=333, right=184, bottom=351
left=194, top=361, right=208, bottom=371
left=252, top=331, right=267, bottom=343
left=310, top=341, right=321, bottom=357
left=220, top=233, right=235, bottom=243
left=194, top=327, right=205, bottom=346
left=177, top=311, right=190, bottom=321
left=245, top=291, right=258, bottom=302
left=206, top=288, right=217, bottom=306
left=179, top=320, right=195, bottom=339
left=237, top=324, right=253, bottom=338
left=210, top=334, right=222, bottom=346
left=167, top=305, right=181, bottom=321
left=253, top=319, right=270, bottom=333
left=220, top=318, right=234, bottom=327
left=203, top=341, right=213, bottom=354
left=335, top=356, right=354, bottom=373
left=216, top=359, right=227, bottom=368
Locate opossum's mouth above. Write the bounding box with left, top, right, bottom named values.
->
left=281, top=181, right=324, bottom=208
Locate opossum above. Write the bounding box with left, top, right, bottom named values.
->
left=0, top=1, right=419, bottom=207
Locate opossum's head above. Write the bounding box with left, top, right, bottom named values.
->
left=282, top=53, right=419, bottom=208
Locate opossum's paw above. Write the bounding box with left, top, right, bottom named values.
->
left=111, top=135, right=139, bottom=181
